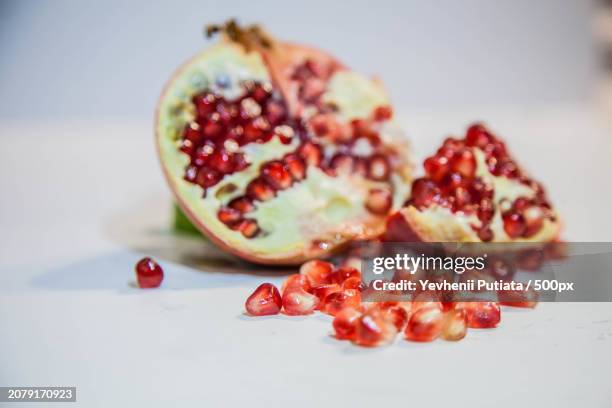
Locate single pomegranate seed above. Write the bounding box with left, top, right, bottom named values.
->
left=404, top=305, right=444, bottom=342
left=193, top=93, right=216, bottom=116
left=373, top=105, right=393, bottom=121
left=311, top=283, right=342, bottom=307
left=465, top=123, right=491, bottom=148
left=209, top=149, right=235, bottom=173
left=478, top=198, right=494, bottom=222
left=476, top=226, right=494, bottom=242
left=383, top=305, right=409, bottom=331
left=202, top=119, right=223, bottom=139
left=342, top=276, right=364, bottom=291
left=184, top=165, right=198, bottom=182
left=262, top=161, right=293, bottom=190
left=282, top=287, right=319, bottom=315
left=441, top=309, right=468, bottom=341
left=236, top=219, right=259, bottom=238
left=264, top=100, right=286, bottom=125
left=196, top=167, right=221, bottom=188
left=353, top=309, right=398, bottom=347
left=283, top=153, right=306, bottom=181
left=245, top=283, right=282, bottom=316
left=246, top=177, right=276, bottom=202
left=180, top=139, right=195, bottom=156
left=135, top=257, right=164, bottom=288
left=503, top=211, right=526, bottom=238
left=450, top=148, right=477, bottom=178
left=331, top=267, right=361, bottom=285
left=298, top=142, right=322, bottom=167
left=522, top=205, right=544, bottom=237
left=333, top=307, right=362, bottom=340
left=183, top=122, right=202, bottom=143
left=499, top=288, right=538, bottom=308
left=251, top=84, right=271, bottom=104
left=455, top=302, right=501, bottom=328
left=300, top=260, right=334, bottom=286
left=367, top=154, right=390, bottom=181
left=365, top=188, right=392, bottom=215
left=193, top=142, right=215, bottom=166
left=228, top=196, right=255, bottom=213
left=424, top=155, right=450, bottom=182
left=410, top=178, right=440, bottom=208
left=281, top=274, right=312, bottom=294
left=322, top=289, right=361, bottom=316
left=329, top=154, right=354, bottom=176
left=218, top=207, right=241, bottom=225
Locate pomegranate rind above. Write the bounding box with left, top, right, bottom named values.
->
left=156, top=40, right=412, bottom=264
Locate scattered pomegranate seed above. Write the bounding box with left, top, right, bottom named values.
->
left=312, top=283, right=342, bottom=308
left=262, top=161, right=293, bottom=190
left=300, top=260, right=334, bottom=286
left=499, top=288, right=538, bottom=308
left=322, top=289, right=361, bottom=316
left=353, top=309, right=398, bottom=347
left=282, top=288, right=320, bottom=315
left=404, top=305, right=444, bottom=342
left=330, top=267, right=360, bottom=285
left=455, top=302, right=501, bottom=328
left=383, top=305, right=409, bottom=331
left=281, top=274, right=312, bottom=294
left=342, top=276, right=364, bottom=291
left=135, top=257, right=164, bottom=288
left=333, top=307, right=363, bottom=340
left=245, top=283, right=282, bottom=316
left=441, top=309, right=468, bottom=341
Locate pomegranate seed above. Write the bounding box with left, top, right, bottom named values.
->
left=283, top=154, right=306, bottom=181
left=331, top=267, right=360, bottom=285
left=135, top=257, right=164, bottom=288
left=183, top=123, right=202, bottom=143
left=246, top=177, right=276, bottom=202
left=465, top=123, right=491, bottom=148
left=451, top=148, right=477, bottom=178
left=441, top=309, right=468, bottom=341
left=193, top=142, right=215, bottom=166
left=455, top=302, right=501, bottom=328
left=202, top=119, right=223, bottom=138
left=443, top=137, right=464, bottom=150
left=333, top=307, right=362, bottom=340
left=424, top=155, right=450, bottom=182
left=180, top=139, right=195, bottom=156
left=373, top=105, right=393, bottom=121
left=300, top=260, right=334, bottom=286
left=367, top=154, right=390, bottom=181
left=383, top=305, right=409, bottom=331
left=227, top=196, right=255, bottom=214
left=193, top=93, right=216, bottom=116
left=184, top=165, right=198, bottom=182
left=262, top=161, right=293, bottom=190
left=499, top=288, right=538, bottom=308
left=218, top=207, right=241, bottom=225
left=365, top=188, right=392, bottom=215
left=329, top=154, right=354, bottom=176
left=245, top=283, right=282, bottom=316
left=300, top=78, right=326, bottom=103
left=503, top=212, right=526, bottom=238
left=264, top=100, right=286, bottom=125
left=322, top=289, right=361, bottom=316
left=196, top=167, right=221, bottom=188
left=298, top=142, right=323, bottom=167
left=353, top=309, right=398, bottom=347
left=522, top=205, right=544, bottom=237
left=410, top=178, right=440, bottom=208
left=251, top=84, right=271, bottom=104
left=282, top=287, right=319, bottom=315
left=342, top=276, right=364, bottom=291
left=281, top=274, right=312, bottom=294
left=404, top=305, right=444, bottom=342
left=311, top=283, right=342, bottom=307
left=476, top=226, right=494, bottom=242
left=236, top=219, right=259, bottom=238
left=209, top=149, right=235, bottom=173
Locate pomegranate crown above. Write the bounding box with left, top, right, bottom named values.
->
left=205, top=19, right=274, bottom=51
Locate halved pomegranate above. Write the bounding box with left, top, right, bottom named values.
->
left=156, top=20, right=411, bottom=264
left=385, top=124, right=561, bottom=243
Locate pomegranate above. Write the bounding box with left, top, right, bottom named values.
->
left=385, top=124, right=561, bottom=243
left=156, top=20, right=412, bottom=264
left=135, top=257, right=164, bottom=288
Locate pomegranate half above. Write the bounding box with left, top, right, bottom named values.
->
left=156, top=21, right=412, bottom=264
left=385, top=124, right=561, bottom=243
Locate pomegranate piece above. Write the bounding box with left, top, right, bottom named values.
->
left=322, top=289, right=361, bottom=316
left=282, top=287, right=320, bottom=315
left=441, top=309, right=468, bottom=341
left=245, top=283, right=282, bottom=316
left=404, top=305, right=444, bottom=342
left=353, top=309, right=398, bottom=347
left=300, top=260, right=334, bottom=286
left=333, top=307, right=363, bottom=340
left=135, top=257, right=164, bottom=288
left=455, top=302, right=501, bottom=329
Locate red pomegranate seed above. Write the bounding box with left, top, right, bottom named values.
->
left=281, top=274, right=312, bottom=294
left=331, top=267, right=361, bottom=285
left=353, top=309, right=398, bottom=347
left=300, top=78, right=326, bottom=103
left=450, top=148, right=477, bottom=178
left=300, top=260, right=334, bottom=286
left=311, top=283, right=342, bottom=307
left=196, top=167, right=221, bottom=188
left=193, top=142, right=215, bottom=166
left=135, top=257, right=164, bottom=288
left=193, top=93, right=216, bottom=116
left=404, top=305, right=444, bottom=342
left=342, top=276, right=364, bottom=291
left=183, top=123, right=202, bottom=143
left=298, top=142, right=323, bottom=167
left=522, top=205, right=544, bottom=237
left=209, top=149, right=235, bottom=173
left=499, top=288, right=538, bottom=308
left=236, top=219, right=259, bottom=238
left=245, top=283, right=282, bottom=316
left=322, top=289, right=361, bottom=316
left=264, top=100, right=286, bottom=125
left=180, top=139, right=195, bottom=156
left=251, top=84, right=271, bottom=104
left=373, top=105, right=393, bottom=121
left=202, top=119, right=223, bottom=139
left=503, top=211, right=526, bottom=238
left=283, top=154, right=306, bottom=181
left=262, top=161, right=293, bottom=190
left=367, top=154, right=390, bottom=181
left=218, top=207, right=241, bottom=225
left=365, top=188, right=392, bottom=215
left=455, top=302, right=501, bottom=328
left=383, top=305, right=409, bottom=331
left=228, top=196, right=255, bottom=213
left=410, top=178, right=441, bottom=208
left=329, top=154, right=354, bottom=176
left=465, top=123, right=491, bottom=148
left=424, top=155, right=450, bottom=182
left=476, top=226, right=494, bottom=242
left=246, top=177, right=276, bottom=202
left=441, top=309, right=468, bottom=341
left=333, top=307, right=362, bottom=340
left=282, top=287, right=319, bottom=315
left=184, top=165, right=198, bottom=182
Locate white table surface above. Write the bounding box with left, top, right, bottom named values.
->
left=1, top=104, right=612, bottom=407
